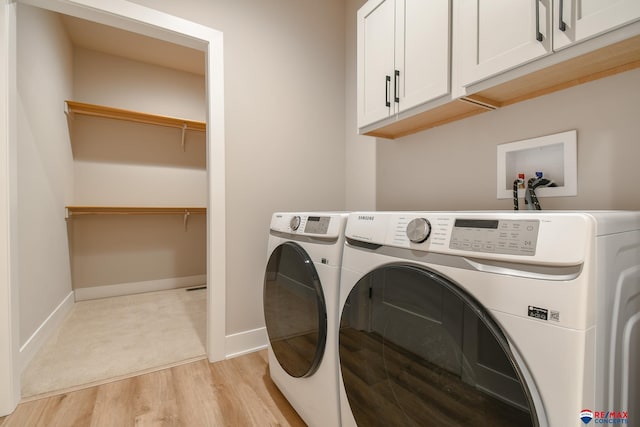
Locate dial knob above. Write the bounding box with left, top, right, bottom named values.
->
left=406, top=218, right=431, bottom=243
left=290, top=216, right=301, bottom=231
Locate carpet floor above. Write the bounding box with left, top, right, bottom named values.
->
left=21, top=287, right=207, bottom=399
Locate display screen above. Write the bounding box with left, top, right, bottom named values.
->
left=454, top=219, right=500, bottom=229
left=304, top=216, right=330, bottom=234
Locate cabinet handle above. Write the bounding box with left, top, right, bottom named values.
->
left=535, top=0, right=543, bottom=42
left=385, top=75, right=391, bottom=107
left=394, top=70, right=400, bottom=103
left=558, top=0, right=567, bottom=31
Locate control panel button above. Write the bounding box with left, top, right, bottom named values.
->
left=406, top=218, right=432, bottom=243
left=290, top=216, right=301, bottom=231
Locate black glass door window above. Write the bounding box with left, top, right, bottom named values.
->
left=264, top=242, right=327, bottom=378
left=339, top=264, right=539, bottom=426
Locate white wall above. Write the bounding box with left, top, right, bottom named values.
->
left=16, top=4, right=74, bottom=347
left=129, top=0, right=348, bottom=335
left=376, top=68, right=640, bottom=211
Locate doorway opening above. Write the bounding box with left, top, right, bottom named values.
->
left=1, top=0, right=226, bottom=414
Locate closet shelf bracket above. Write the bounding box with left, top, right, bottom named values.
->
left=183, top=209, right=190, bottom=231
left=181, top=123, right=187, bottom=152
left=63, top=102, right=73, bottom=119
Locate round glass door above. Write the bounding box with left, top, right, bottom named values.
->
left=264, top=242, right=327, bottom=378
left=339, top=264, right=540, bottom=426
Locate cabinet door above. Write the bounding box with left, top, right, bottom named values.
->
left=457, top=0, right=552, bottom=87
left=554, top=0, right=640, bottom=49
left=395, top=0, right=450, bottom=113
left=357, top=0, right=395, bottom=128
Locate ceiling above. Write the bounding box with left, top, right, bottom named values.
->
left=60, top=14, right=206, bottom=76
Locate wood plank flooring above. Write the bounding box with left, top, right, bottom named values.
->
left=0, top=350, right=306, bottom=427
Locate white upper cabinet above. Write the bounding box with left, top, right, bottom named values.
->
left=553, top=0, right=640, bottom=49
left=396, top=1, right=451, bottom=115
left=358, top=0, right=451, bottom=129
left=358, top=0, right=395, bottom=127
left=457, top=0, right=640, bottom=87
left=356, top=0, right=639, bottom=139
left=457, top=0, right=553, bottom=87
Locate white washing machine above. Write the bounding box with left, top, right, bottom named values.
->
left=338, top=211, right=640, bottom=427
left=263, top=212, right=348, bottom=427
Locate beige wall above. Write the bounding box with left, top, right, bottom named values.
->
left=71, top=114, right=206, bottom=207
left=71, top=48, right=208, bottom=207
left=129, top=0, right=348, bottom=334
left=69, top=48, right=208, bottom=291
left=73, top=48, right=206, bottom=121
left=376, top=68, right=640, bottom=211
left=345, top=0, right=376, bottom=211
left=16, top=4, right=74, bottom=346
left=70, top=215, right=206, bottom=289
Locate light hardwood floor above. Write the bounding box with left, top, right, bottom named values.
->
left=0, top=350, right=306, bottom=427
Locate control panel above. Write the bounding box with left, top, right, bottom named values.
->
left=271, top=213, right=344, bottom=238
left=346, top=211, right=592, bottom=265
left=450, top=219, right=539, bottom=256
left=303, top=216, right=331, bottom=234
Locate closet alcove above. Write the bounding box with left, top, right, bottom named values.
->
left=18, top=5, right=209, bottom=397
left=64, top=100, right=207, bottom=301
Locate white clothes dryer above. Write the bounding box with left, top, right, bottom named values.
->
left=263, top=212, right=348, bottom=427
left=338, top=211, right=640, bottom=427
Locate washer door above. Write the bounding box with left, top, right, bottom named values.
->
left=264, top=242, right=327, bottom=378
left=339, top=264, right=540, bottom=426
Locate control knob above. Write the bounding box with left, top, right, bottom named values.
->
left=290, top=216, right=301, bottom=231
left=406, top=218, right=431, bottom=243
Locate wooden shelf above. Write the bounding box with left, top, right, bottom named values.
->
left=65, top=206, right=206, bottom=218
left=65, top=101, right=206, bottom=132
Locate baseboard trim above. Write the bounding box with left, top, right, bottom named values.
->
left=20, top=291, right=75, bottom=373
left=225, top=327, right=268, bottom=359
left=74, top=275, right=207, bottom=301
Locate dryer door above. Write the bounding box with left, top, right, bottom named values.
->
left=264, top=242, right=327, bottom=378
left=339, top=264, right=541, bottom=426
